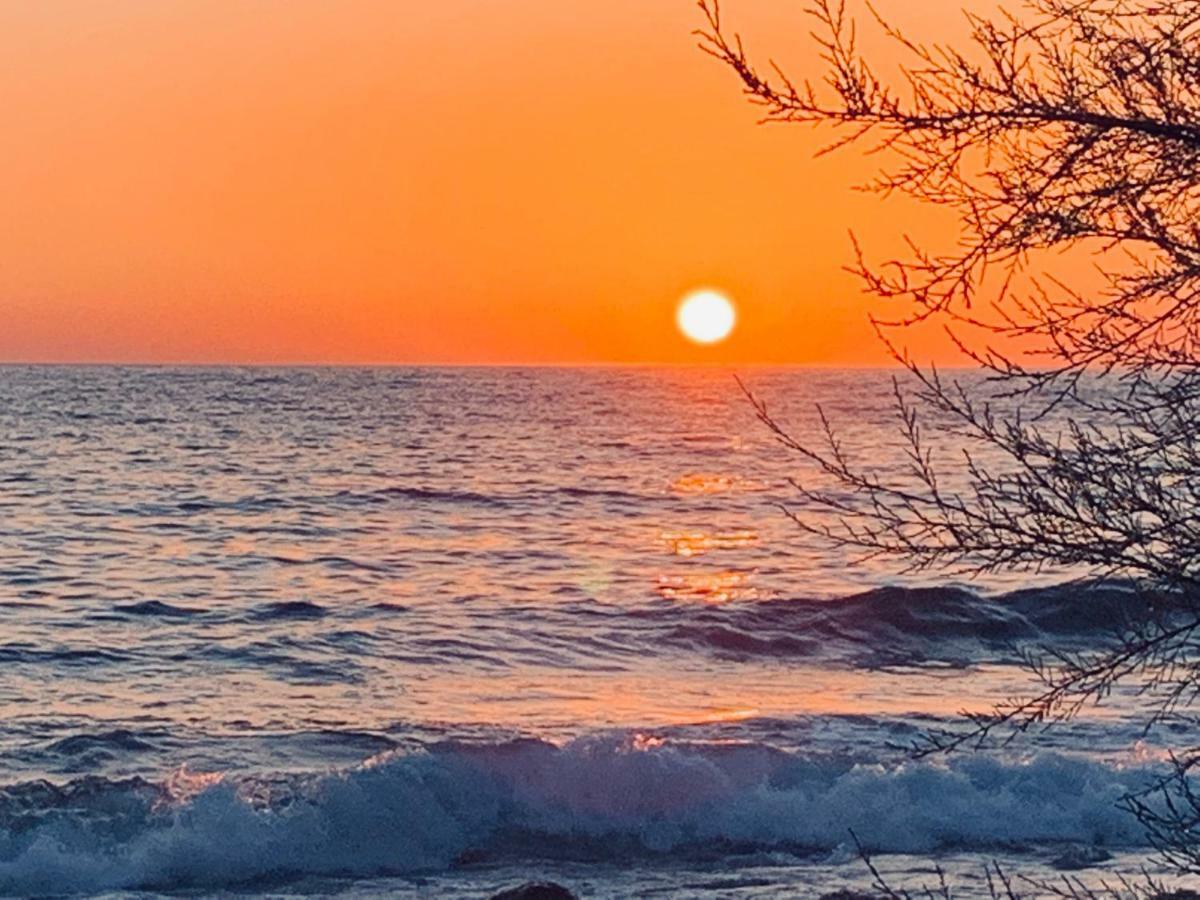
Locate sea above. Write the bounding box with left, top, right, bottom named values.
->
left=0, top=366, right=1187, bottom=897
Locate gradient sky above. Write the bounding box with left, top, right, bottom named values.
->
left=1, top=0, right=975, bottom=365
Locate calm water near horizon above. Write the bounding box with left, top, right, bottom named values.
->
left=0, top=366, right=1183, bottom=896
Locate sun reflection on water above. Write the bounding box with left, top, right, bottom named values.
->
left=670, top=473, right=766, bottom=494
left=661, top=530, right=758, bottom=558
left=656, top=569, right=759, bottom=603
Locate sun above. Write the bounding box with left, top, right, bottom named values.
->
left=677, top=290, right=736, bottom=345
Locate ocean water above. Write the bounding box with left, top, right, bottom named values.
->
left=0, top=366, right=1184, bottom=897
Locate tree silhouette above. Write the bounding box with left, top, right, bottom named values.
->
left=699, top=0, right=1200, bottom=871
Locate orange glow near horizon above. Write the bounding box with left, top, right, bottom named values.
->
left=0, top=0, right=1018, bottom=366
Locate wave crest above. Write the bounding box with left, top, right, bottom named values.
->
left=0, top=735, right=1161, bottom=894
left=652, top=582, right=1171, bottom=663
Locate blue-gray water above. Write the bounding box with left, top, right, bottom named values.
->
left=0, top=367, right=1180, bottom=896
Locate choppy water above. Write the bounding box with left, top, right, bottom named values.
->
left=0, top=366, right=1185, bottom=896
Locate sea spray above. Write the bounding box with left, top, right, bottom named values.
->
left=0, top=736, right=1164, bottom=894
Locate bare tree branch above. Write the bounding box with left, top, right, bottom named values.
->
left=706, top=0, right=1200, bottom=875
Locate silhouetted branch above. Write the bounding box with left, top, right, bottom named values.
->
left=700, top=0, right=1200, bottom=393
left=709, top=0, right=1200, bottom=876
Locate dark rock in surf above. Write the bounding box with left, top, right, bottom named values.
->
left=1051, top=844, right=1112, bottom=870
left=489, top=882, right=578, bottom=900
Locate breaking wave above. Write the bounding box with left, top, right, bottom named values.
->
left=0, top=735, right=1164, bottom=894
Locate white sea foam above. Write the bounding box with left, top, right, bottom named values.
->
left=0, top=735, right=1165, bottom=894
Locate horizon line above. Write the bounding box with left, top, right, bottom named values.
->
left=0, top=359, right=977, bottom=370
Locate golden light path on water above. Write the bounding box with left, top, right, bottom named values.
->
left=0, top=366, right=1144, bottom=771
left=0, top=366, right=1179, bottom=897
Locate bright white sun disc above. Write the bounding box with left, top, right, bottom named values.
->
left=677, top=290, right=736, bottom=344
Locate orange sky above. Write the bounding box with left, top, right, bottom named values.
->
left=0, top=0, right=977, bottom=365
